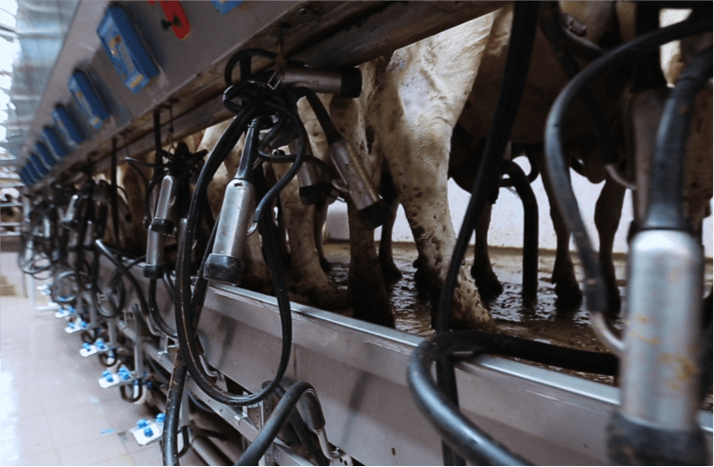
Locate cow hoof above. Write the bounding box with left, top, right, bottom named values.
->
left=472, top=267, right=503, bottom=301
left=319, top=256, right=333, bottom=273
left=380, top=259, right=403, bottom=285
left=554, top=280, right=583, bottom=311
left=444, top=310, right=494, bottom=331
left=413, top=259, right=429, bottom=292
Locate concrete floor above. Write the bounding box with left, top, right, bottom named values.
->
left=0, top=238, right=204, bottom=466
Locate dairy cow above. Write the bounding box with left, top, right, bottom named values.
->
left=364, top=3, right=710, bottom=326
left=341, top=3, right=630, bottom=327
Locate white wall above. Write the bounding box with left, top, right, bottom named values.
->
left=325, top=158, right=713, bottom=258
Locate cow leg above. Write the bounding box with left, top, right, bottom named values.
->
left=538, top=155, right=583, bottom=309
left=328, top=91, right=396, bottom=326
left=472, top=200, right=503, bottom=300
left=273, top=164, right=347, bottom=311
left=347, top=200, right=395, bottom=327
left=378, top=172, right=402, bottom=284
left=367, top=13, right=499, bottom=328
left=313, top=200, right=331, bottom=273
left=595, top=177, right=626, bottom=315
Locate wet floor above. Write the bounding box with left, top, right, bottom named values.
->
left=0, top=244, right=206, bottom=466
left=321, top=241, right=713, bottom=398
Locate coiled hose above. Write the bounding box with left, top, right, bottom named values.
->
left=409, top=331, right=618, bottom=465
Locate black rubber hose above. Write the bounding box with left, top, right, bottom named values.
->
left=187, top=390, right=214, bottom=414
left=163, top=353, right=188, bottom=466
left=543, top=17, right=712, bottom=321
left=273, top=385, right=329, bottom=466
left=91, top=250, right=123, bottom=319
left=236, top=116, right=265, bottom=181
left=111, top=138, right=120, bottom=248
left=119, top=379, right=143, bottom=403
left=236, top=382, right=316, bottom=466
left=148, top=278, right=178, bottom=338
left=146, top=357, right=171, bottom=386
left=562, top=27, right=604, bottom=62
left=409, top=331, right=619, bottom=465
left=504, top=161, right=538, bottom=307
left=175, top=109, right=292, bottom=407
left=251, top=101, right=307, bottom=223
left=432, top=3, right=540, bottom=465
left=94, top=240, right=152, bottom=336
left=163, top=269, right=175, bottom=299
left=409, top=332, right=529, bottom=466
left=642, top=48, right=712, bottom=231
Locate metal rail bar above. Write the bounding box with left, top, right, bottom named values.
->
left=92, top=258, right=712, bottom=466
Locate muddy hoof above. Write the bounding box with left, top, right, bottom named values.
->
left=413, top=260, right=429, bottom=292
left=473, top=267, right=503, bottom=301
left=554, top=280, right=583, bottom=311
left=380, top=259, right=403, bottom=285
left=319, top=256, right=332, bottom=273
left=437, top=311, right=494, bottom=332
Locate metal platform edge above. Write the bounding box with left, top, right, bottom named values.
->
left=85, top=257, right=712, bottom=466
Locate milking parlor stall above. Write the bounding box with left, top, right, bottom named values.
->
left=2, top=1, right=713, bottom=465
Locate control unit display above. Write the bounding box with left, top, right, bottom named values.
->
left=97, top=6, right=159, bottom=93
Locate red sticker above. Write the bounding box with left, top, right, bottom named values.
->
left=148, top=1, right=190, bottom=40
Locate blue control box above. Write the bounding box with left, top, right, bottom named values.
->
left=211, top=0, right=241, bottom=15
left=69, top=71, right=110, bottom=129
left=19, top=167, right=32, bottom=186
left=97, top=6, right=159, bottom=93
left=52, top=106, right=84, bottom=147
left=35, top=142, right=58, bottom=168
left=29, top=154, right=49, bottom=176
left=26, top=162, right=41, bottom=182
left=42, top=128, right=67, bottom=160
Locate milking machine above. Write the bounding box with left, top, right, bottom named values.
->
left=11, top=1, right=713, bottom=465
left=161, top=45, right=387, bottom=465
left=408, top=4, right=712, bottom=466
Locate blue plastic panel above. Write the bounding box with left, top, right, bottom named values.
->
left=52, top=106, right=84, bottom=146
left=36, top=142, right=58, bottom=168
left=21, top=166, right=34, bottom=184
left=211, top=0, right=241, bottom=15
left=42, top=128, right=68, bottom=160
left=25, top=163, right=40, bottom=182
left=29, top=155, right=49, bottom=176
left=97, top=6, right=159, bottom=93
left=19, top=168, right=32, bottom=186
left=69, top=71, right=110, bottom=130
